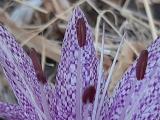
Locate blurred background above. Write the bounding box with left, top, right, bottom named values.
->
left=0, top=0, right=160, bottom=111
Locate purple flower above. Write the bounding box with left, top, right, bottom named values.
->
left=0, top=6, right=159, bottom=120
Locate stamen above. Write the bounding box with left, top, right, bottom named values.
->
left=76, top=17, right=86, bottom=47
left=76, top=50, right=83, bottom=120
left=136, top=50, right=148, bottom=80
left=82, top=86, right=96, bottom=104
left=28, top=48, right=47, bottom=84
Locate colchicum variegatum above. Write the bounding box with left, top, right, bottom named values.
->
left=0, top=7, right=159, bottom=120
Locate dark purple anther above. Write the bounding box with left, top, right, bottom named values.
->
left=136, top=50, right=148, bottom=80
left=82, top=86, right=96, bottom=104
left=76, top=17, right=86, bottom=47
left=28, top=48, right=47, bottom=84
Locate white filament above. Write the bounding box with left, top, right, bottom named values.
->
left=96, top=33, right=125, bottom=120
left=76, top=49, right=83, bottom=120
left=92, top=23, right=105, bottom=120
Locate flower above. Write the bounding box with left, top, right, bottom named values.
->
left=0, top=6, right=159, bottom=120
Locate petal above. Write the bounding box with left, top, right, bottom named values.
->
left=55, top=7, right=99, bottom=119
left=0, top=102, right=37, bottom=120
left=43, top=83, right=56, bottom=119
left=104, top=38, right=160, bottom=119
